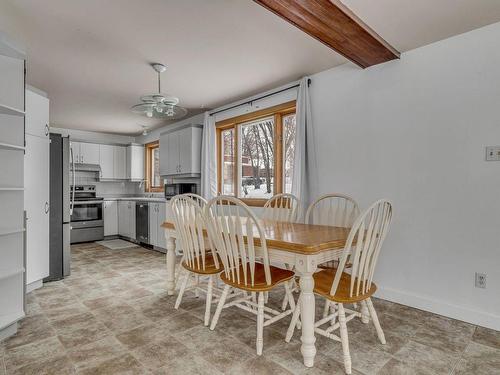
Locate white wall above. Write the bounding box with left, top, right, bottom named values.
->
left=309, top=22, right=500, bottom=330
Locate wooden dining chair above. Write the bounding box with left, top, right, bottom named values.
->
left=171, top=195, right=223, bottom=326
left=174, top=193, right=208, bottom=290
left=282, top=193, right=361, bottom=312
left=286, top=199, right=393, bottom=374
left=205, top=196, right=297, bottom=355
left=262, top=193, right=300, bottom=222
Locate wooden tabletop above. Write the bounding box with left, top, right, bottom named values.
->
left=161, top=219, right=350, bottom=255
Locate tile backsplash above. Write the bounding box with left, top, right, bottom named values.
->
left=71, top=171, right=142, bottom=196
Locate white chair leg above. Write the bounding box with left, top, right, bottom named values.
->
left=330, top=302, right=337, bottom=326
left=174, top=270, right=190, bottom=309
left=251, top=292, right=257, bottom=311
left=281, top=290, right=289, bottom=311
left=360, top=300, right=370, bottom=324
left=366, top=298, right=386, bottom=344
left=194, top=275, right=200, bottom=298
left=204, top=276, right=213, bottom=326
left=285, top=294, right=301, bottom=342
left=284, top=281, right=295, bottom=311
left=338, top=303, right=352, bottom=375
left=256, top=292, right=265, bottom=355
left=210, top=284, right=230, bottom=330
left=322, top=300, right=331, bottom=319
left=264, top=291, right=269, bottom=304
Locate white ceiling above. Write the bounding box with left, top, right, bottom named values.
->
left=2, top=0, right=500, bottom=135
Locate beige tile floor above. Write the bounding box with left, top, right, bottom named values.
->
left=1, top=242, right=499, bottom=374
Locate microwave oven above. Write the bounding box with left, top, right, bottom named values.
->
left=164, top=183, right=198, bottom=199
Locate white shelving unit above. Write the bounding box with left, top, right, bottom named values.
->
left=0, top=33, right=26, bottom=340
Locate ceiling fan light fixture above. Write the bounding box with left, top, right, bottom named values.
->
left=131, top=63, right=187, bottom=120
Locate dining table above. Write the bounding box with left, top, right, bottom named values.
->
left=161, top=219, right=351, bottom=368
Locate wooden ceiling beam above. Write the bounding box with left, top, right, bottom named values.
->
left=253, top=0, right=400, bottom=68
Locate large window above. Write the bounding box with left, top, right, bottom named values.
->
left=217, top=101, right=296, bottom=205
left=145, top=141, right=163, bottom=192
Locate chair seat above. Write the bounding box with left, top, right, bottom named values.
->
left=220, top=263, right=295, bottom=292
left=182, top=253, right=223, bottom=275
left=313, top=269, right=377, bottom=303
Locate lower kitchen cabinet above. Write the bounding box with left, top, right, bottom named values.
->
left=148, top=202, right=166, bottom=249
left=118, top=200, right=135, bottom=240
left=103, top=200, right=118, bottom=236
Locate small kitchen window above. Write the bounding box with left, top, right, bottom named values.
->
left=145, top=141, right=163, bottom=192
left=216, top=101, right=296, bottom=206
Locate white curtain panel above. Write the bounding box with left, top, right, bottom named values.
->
left=200, top=111, right=217, bottom=199
left=291, top=77, right=318, bottom=216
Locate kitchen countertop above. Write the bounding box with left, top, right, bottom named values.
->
left=100, top=196, right=168, bottom=203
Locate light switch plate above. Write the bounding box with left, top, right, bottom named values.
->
left=485, top=146, right=500, bottom=161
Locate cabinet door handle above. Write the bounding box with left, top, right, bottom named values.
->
left=45, top=124, right=49, bottom=136
left=44, top=202, right=49, bottom=214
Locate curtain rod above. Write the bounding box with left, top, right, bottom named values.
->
left=209, top=78, right=311, bottom=117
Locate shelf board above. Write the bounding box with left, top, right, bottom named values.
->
left=0, top=311, right=25, bottom=331
left=0, top=187, right=24, bottom=191
left=0, top=268, right=25, bottom=281
left=0, top=228, right=24, bottom=237
left=0, top=142, right=25, bottom=151
left=0, top=104, right=25, bottom=117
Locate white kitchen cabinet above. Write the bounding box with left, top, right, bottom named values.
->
left=71, top=141, right=100, bottom=164
left=24, top=133, right=50, bottom=286
left=25, top=89, right=49, bottom=138
left=79, top=142, right=100, bottom=164
left=24, top=88, right=49, bottom=289
left=127, top=144, right=144, bottom=181
left=117, top=200, right=136, bottom=240
left=159, top=124, right=202, bottom=177
left=103, top=200, right=118, bottom=236
left=148, top=202, right=166, bottom=249
left=117, top=200, right=129, bottom=237
left=99, top=144, right=114, bottom=179
left=114, top=146, right=126, bottom=179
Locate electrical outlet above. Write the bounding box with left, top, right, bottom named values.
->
left=475, top=272, right=486, bottom=289
left=485, top=146, right=500, bottom=161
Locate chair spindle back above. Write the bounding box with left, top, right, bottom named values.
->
left=305, top=193, right=360, bottom=227
left=171, top=195, right=217, bottom=271
left=330, top=199, right=393, bottom=298
left=206, top=196, right=270, bottom=287
left=262, top=193, right=300, bottom=222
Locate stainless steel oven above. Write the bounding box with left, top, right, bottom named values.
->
left=70, top=185, right=104, bottom=243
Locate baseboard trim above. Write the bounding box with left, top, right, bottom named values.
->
left=26, top=279, right=43, bottom=293
left=0, top=322, right=18, bottom=341
left=376, top=286, right=500, bottom=331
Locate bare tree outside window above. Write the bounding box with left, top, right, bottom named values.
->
left=240, top=117, right=275, bottom=199
left=222, top=128, right=235, bottom=195
left=217, top=102, right=296, bottom=204
left=283, top=114, right=296, bottom=193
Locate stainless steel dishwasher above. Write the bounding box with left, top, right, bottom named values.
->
left=136, top=202, right=149, bottom=244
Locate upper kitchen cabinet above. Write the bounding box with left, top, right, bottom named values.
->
left=99, top=144, right=126, bottom=180
left=114, top=146, right=126, bottom=179
left=159, top=124, right=202, bottom=177
left=25, top=88, right=49, bottom=138
left=71, top=141, right=100, bottom=164
left=127, top=144, right=144, bottom=181
left=99, top=144, right=114, bottom=179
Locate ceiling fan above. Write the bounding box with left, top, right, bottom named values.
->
left=131, top=63, right=187, bottom=120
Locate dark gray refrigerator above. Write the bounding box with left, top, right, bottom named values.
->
left=46, top=133, right=71, bottom=281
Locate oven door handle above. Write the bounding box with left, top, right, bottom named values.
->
left=72, top=201, right=104, bottom=205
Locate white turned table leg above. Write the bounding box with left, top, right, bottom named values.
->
left=296, top=256, right=317, bottom=368
left=166, top=235, right=176, bottom=296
